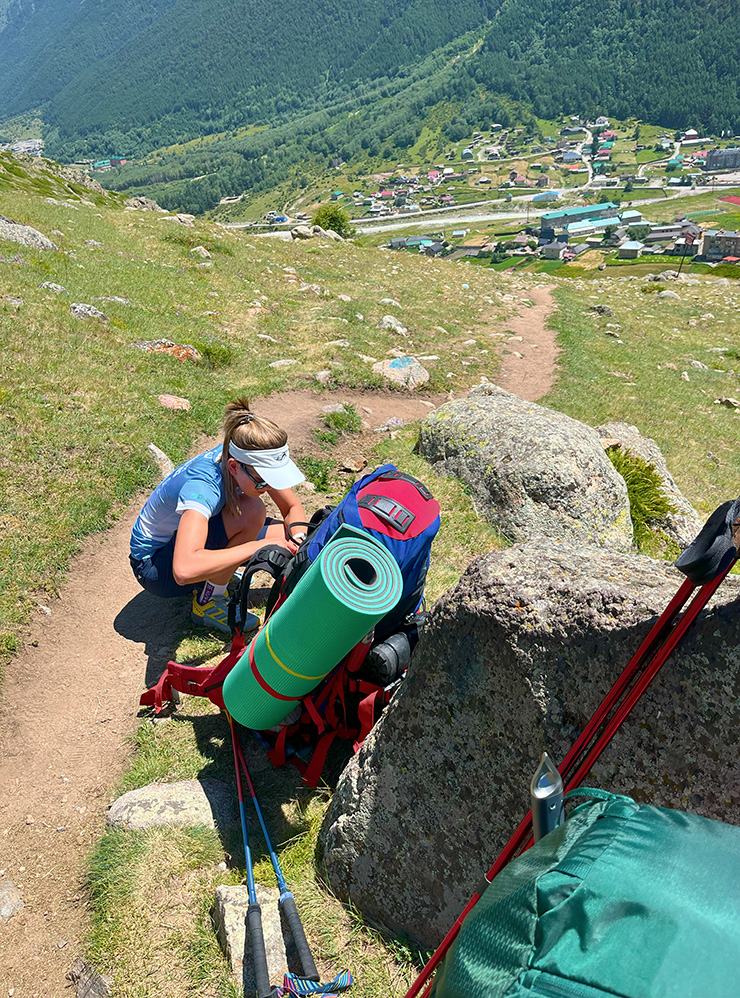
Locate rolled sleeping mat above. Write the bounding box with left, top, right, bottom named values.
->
left=223, top=533, right=403, bottom=729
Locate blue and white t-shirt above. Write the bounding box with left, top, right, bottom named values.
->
left=130, top=446, right=225, bottom=559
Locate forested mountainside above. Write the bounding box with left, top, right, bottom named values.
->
left=473, top=0, right=740, bottom=134
left=0, top=0, right=496, bottom=158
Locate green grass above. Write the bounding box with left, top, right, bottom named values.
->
left=322, top=403, right=363, bottom=434
left=0, top=163, right=520, bottom=675
left=607, top=447, right=676, bottom=551
left=542, top=283, right=740, bottom=516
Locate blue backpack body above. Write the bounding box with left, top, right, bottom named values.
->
left=299, top=463, right=441, bottom=638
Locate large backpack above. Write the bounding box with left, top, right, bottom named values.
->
left=141, top=463, right=441, bottom=786
left=431, top=789, right=740, bottom=998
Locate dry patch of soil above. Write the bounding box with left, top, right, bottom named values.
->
left=492, top=284, right=558, bottom=401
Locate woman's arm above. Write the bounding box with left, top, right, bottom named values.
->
left=171, top=509, right=275, bottom=586
left=268, top=487, right=308, bottom=541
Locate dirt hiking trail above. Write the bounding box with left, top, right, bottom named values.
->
left=493, top=284, right=558, bottom=401
left=0, top=286, right=559, bottom=996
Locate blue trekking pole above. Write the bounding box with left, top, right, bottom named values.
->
left=229, top=717, right=321, bottom=986
left=230, top=718, right=277, bottom=998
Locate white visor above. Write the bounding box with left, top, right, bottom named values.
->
left=229, top=442, right=305, bottom=490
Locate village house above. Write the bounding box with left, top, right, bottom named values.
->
left=618, top=240, right=645, bottom=259
left=703, top=229, right=740, bottom=260
left=541, top=241, right=568, bottom=260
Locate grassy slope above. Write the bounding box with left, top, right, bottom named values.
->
left=1, top=151, right=522, bottom=672
left=6, top=152, right=740, bottom=995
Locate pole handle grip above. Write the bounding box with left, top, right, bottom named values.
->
left=248, top=902, right=274, bottom=998
left=280, top=893, right=320, bottom=982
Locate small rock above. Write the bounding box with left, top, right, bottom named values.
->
left=158, top=394, right=191, bottom=411
left=374, top=417, right=406, bottom=433
left=681, top=371, right=690, bottom=382
left=376, top=315, right=408, bottom=336
left=660, top=363, right=678, bottom=371
left=356, top=354, right=377, bottom=363
left=419, top=355, right=440, bottom=361
left=3, top=296, right=23, bottom=306
left=0, top=214, right=58, bottom=251
left=70, top=303, right=108, bottom=322
left=326, top=339, right=350, bottom=348
left=714, top=397, right=740, bottom=408
left=215, top=884, right=297, bottom=992
left=57, top=940, right=68, bottom=949
left=39, top=282, right=67, bottom=294
left=336, top=294, right=352, bottom=302
left=190, top=245, right=211, bottom=259
left=689, top=360, right=708, bottom=370
left=133, top=339, right=201, bottom=362
left=380, top=298, right=401, bottom=308
left=657, top=290, right=681, bottom=301
left=66, top=958, right=113, bottom=997
left=315, top=371, right=332, bottom=385
left=321, top=404, right=346, bottom=414
left=94, top=296, right=131, bottom=305
left=84, top=240, right=103, bottom=248
left=0, top=881, right=24, bottom=919
left=148, top=443, right=175, bottom=479
left=269, top=359, right=297, bottom=369
left=355, top=313, right=364, bottom=321
left=590, top=304, right=614, bottom=316
left=106, top=778, right=235, bottom=830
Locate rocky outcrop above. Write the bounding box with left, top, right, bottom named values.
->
left=0, top=214, right=58, bottom=251
left=419, top=384, right=632, bottom=550
left=597, top=422, right=703, bottom=548
left=290, top=224, right=344, bottom=242
left=318, top=542, right=740, bottom=949
left=124, top=195, right=165, bottom=211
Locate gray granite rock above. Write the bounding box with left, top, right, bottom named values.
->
left=0, top=880, right=24, bottom=919
left=214, top=883, right=298, bottom=993
left=318, top=542, right=740, bottom=948
left=106, top=778, right=236, bottom=830
left=70, top=303, right=109, bottom=322
left=39, top=282, right=67, bottom=294
left=596, top=422, right=704, bottom=548
left=376, top=315, right=408, bottom=336
left=0, top=214, right=58, bottom=251
left=190, top=245, right=211, bottom=259
left=420, top=385, right=632, bottom=549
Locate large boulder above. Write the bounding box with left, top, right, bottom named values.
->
left=596, top=421, right=703, bottom=548
left=318, top=542, right=740, bottom=949
left=419, top=385, right=633, bottom=550
left=0, top=214, right=58, bottom=251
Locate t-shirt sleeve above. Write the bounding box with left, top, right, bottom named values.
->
left=176, top=474, right=222, bottom=520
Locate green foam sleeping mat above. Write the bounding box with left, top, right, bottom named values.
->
left=222, top=530, right=403, bottom=729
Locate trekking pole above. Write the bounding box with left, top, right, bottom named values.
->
left=230, top=718, right=321, bottom=984
left=230, top=720, right=276, bottom=998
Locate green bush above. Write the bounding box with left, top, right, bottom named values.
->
left=311, top=205, right=355, bottom=239
left=607, top=447, right=675, bottom=548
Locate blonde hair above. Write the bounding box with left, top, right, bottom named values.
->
left=221, top=397, right=288, bottom=516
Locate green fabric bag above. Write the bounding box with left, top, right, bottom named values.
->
left=431, top=790, right=740, bottom=998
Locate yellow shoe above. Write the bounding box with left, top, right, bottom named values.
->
left=191, top=591, right=232, bottom=635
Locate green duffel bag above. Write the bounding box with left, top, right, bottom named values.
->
left=431, top=789, right=740, bottom=998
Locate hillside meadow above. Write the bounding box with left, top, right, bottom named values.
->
left=3, top=156, right=740, bottom=994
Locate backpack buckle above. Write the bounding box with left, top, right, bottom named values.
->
left=358, top=494, right=415, bottom=533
